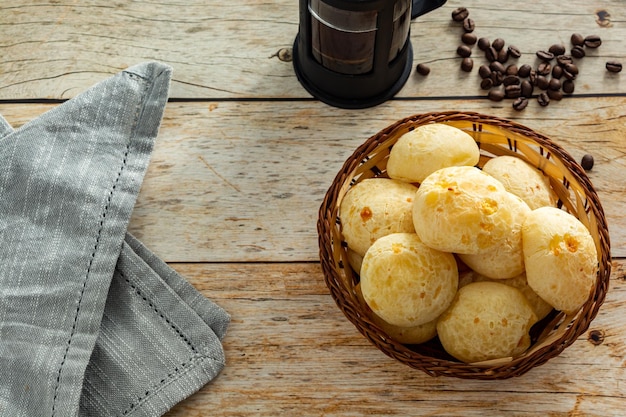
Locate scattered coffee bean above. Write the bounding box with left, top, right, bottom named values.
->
left=584, top=35, right=602, bottom=48
left=452, top=7, right=469, bottom=22
left=537, top=92, right=550, bottom=106
left=497, top=49, right=509, bottom=63
left=463, top=18, right=475, bottom=33
left=461, top=32, right=478, bottom=45
left=518, top=64, right=532, bottom=78
left=492, top=38, right=505, bottom=51
left=478, top=64, right=492, bottom=79
left=571, top=45, right=586, bottom=59
left=477, top=37, right=491, bottom=51
left=581, top=154, right=594, bottom=171
left=562, top=79, right=575, bottom=94
left=512, top=97, right=529, bottom=111
left=549, top=78, right=562, bottom=91
left=505, top=84, right=522, bottom=98
left=528, top=69, right=537, bottom=85
left=571, top=33, right=585, bottom=46
left=415, top=63, right=431, bottom=76
left=549, top=44, right=566, bottom=56
left=521, top=80, right=534, bottom=97
left=490, top=61, right=506, bottom=73
left=457, top=44, right=472, bottom=58
left=488, top=88, right=505, bottom=102
left=536, top=50, right=555, bottom=61
left=485, top=46, right=498, bottom=62
left=503, top=75, right=521, bottom=86
left=557, top=55, right=573, bottom=66
left=490, top=71, right=504, bottom=86
left=552, top=65, right=563, bottom=79
left=507, top=45, right=522, bottom=59
left=505, top=64, right=518, bottom=76
left=480, top=77, right=494, bottom=90
left=536, top=75, right=550, bottom=90
left=606, top=61, right=623, bottom=73
left=461, top=57, right=474, bottom=72
left=563, top=63, right=579, bottom=80
left=547, top=89, right=563, bottom=101
left=537, top=62, right=552, bottom=76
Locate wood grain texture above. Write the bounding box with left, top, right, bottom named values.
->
left=159, top=261, right=626, bottom=417
left=2, top=97, right=624, bottom=261
left=0, top=0, right=624, bottom=100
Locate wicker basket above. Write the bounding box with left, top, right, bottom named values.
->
left=317, top=111, right=611, bottom=379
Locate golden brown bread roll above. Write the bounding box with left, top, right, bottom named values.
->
left=340, top=178, right=418, bottom=257
left=522, top=207, right=598, bottom=314
left=437, top=281, right=538, bottom=363
left=360, top=233, right=458, bottom=327
left=387, top=123, right=480, bottom=183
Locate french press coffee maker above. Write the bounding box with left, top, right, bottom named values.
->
left=293, top=0, right=447, bottom=109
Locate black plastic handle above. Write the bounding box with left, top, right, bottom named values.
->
left=412, top=0, right=447, bottom=19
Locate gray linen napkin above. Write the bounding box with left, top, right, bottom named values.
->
left=0, top=62, right=229, bottom=417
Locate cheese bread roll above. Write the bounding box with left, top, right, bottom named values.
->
left=387, top=123, right=480, bottom=184
left=483, top=156, right=556, bottom=210
left=437, top=281, right=538, bottom=363
left=522, top=207, right=598, bottom=314
left=340, top=178, right=418, bottom=257
left=413, top=166, right=529, bottom=255
left=360, top=233, right=458, bottom=327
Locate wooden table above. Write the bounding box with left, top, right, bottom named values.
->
left=2, top=0, right=625, bottom=415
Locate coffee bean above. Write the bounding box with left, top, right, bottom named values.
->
left=571, top=33, right=585, bottom=46
left=488, top=88, right=505, bottom=102
left=537, top=92, right=550, bottom=106
left=521, top=80, right=534, bottom=97
left=571, top=45, right=586, bottom=59
left=563, top=63, right=579, bottom=80
left=584, top=35, right=602, bottom=48
left=606, top=61, right=623, bottom=73
left=552, top=65, right=563, bottom=79
left=415, top=63, right=430, bottom=76
left=537, top=62, right=552, bottom=76
left=518, top=64, right=532, bottom=78
left=497, top=49, right=509, bottom=63
left=557, top=55, right=573, bottom=66
left=492, top=38, right=505, bottom=52
left=536, top=75, right=550, bottom=90
left=581, top=154, right=594, bottom=171
left=480, top=78, right=494, bottom=90
left=505, top=64, right=518, bottom=76
left=463, top=18, right=475, bottom=33
left=547, top=89, right=563, bottom=101
left=536, top=50, right=555, bottom=61
left=452, top=7, right=469, bottom=22
left=503, top=75, right=521, bottom=86
left=490, top=71, right=504, bottom=86
left=461, top=32, right=478, bottom=45
left=490, top=61, right=506, bottom=73
left=507, top=45, right=522, bottom=59
left=512, top=97, right=529, bottom=111
left=562, top=79, right=575, bottom=94
left=485, top=46, right=498, bottom=62
left=478, top=37, right=491, bottom=51
left=528, top=69, right=537, bottom=85
left=461, top=57, right=474, bottom=72
left=457, top=44, right=472, bottom=58
left=548, top=78, right=561, bottom=91
left=505, top=84, right=522, bottom=98
left=549, top=44, right=566, bottom=56
left=478, top=64, right=491, bottom=79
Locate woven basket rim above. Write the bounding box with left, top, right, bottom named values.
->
left=317, top=111, right=611, bottom=380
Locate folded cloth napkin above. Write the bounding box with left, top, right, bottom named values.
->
left=0, top=62, right=230, bottom=417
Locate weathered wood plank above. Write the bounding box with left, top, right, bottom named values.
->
left=161, top=261, right=626, bottom=417
left=1, top=0, right=624, bottom=100
left=1, top=97, right=624, bottom=261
